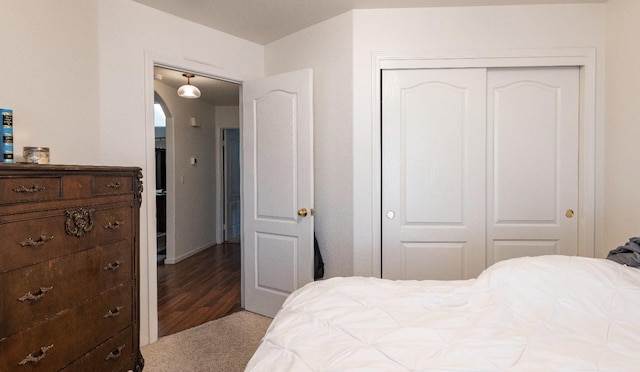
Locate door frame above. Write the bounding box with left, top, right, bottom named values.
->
left=370, top=48, right=598, bottom=278
left=143, top=52, right=245, bottom=345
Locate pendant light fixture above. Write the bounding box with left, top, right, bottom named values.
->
left=177, top=73, right=201, bottom=99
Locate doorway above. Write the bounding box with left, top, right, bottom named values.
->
left=152, top=64, right=242, bottom=337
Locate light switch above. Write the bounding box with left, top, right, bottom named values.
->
left=190, top=157, right=197, bottom=165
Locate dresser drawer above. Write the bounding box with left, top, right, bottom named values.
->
left=0, top=205, right=133, bottom=273
left=91, top=205, right=134, bottom=244
left=0, top=212, right=76, bottom=273
left=0, top=285, right=133, bottom=371
left=63, top=326, right=134, bottom=372
left=93, top=175, right=134, bottom=196
left=0, top=176, right=62, bottom=204
left=1, top=240, right=133, bottom=338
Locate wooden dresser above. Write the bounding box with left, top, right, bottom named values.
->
left=0, top=164, right=144, bottom=371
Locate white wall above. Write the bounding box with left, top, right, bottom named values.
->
left=604, top=0, right=640, bottom=250
left=0, top=0, right=264, bottom=346
left=0, top=1, right=101, bottom=163
left=352, top=4, right=606, bottom=275
left=154, top=80, right=218, bottom=263
left=215, top=106, right=240, bottom=129
left=265, top=12, right=354, bottom=278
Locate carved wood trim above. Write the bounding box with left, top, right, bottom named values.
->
left=135, top=170, right=144, bottom=207
left=64, top=208, right=95, bottom=237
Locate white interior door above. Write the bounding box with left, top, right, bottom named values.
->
left=382, top=68, right=487, bottom=280
left=242, top=69, right=314, bottom=317
left=486, top=67, right=579, bottom=264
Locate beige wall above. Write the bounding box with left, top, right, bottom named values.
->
left=265, top=12, right=355, bottom=278
left=154, top=80, right=218, bottom=264
left=0, top=1, right=101, bottom=163
left=604, top=0, right=640, bottom=250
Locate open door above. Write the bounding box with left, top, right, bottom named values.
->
left=223, top=128, right=241, bottom=242
left=242, top=69, right=314, bottom=317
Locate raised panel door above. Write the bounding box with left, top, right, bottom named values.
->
left=486, top=67, right=579, bottom=264
left=382, top=68, right=487, bottom=280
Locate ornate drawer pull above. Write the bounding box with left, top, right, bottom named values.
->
left=104, top=306, right=124, bottom=318
left=106, top=182, right=121, bottom=189
left=12, top=185, right=46, bottom=193
left=103, top=260, right=123, bottom=271
left=18, top=286, right=53, bottom=302
left=18, top=344, right=54, bottom=365
left=18, top=235, right=54, bottom=247
left=65, top=208, right=94, bottom=237
left=104, top=220, right=123, bottom=230
left=105, top=344, right=125, bottom=361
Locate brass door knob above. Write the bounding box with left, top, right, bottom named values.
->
left=297, top=208, right=308, bottom=217
left=565, top=209, right=575, bottom=218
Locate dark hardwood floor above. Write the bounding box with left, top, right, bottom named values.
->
left=157, top=242, right=242, bottom=337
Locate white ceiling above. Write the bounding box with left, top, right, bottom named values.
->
left=133, top=0, right=605, bottom=45
left=147, top=0, right=605, bottom=105
left=154, top=66, right=240, bottom=106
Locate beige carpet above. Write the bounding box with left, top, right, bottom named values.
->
left=141, top=311, right=272, bottom=372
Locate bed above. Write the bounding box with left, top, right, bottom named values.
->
left=246, top=255, right=640, bottom=371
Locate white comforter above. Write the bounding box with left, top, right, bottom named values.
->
left=246, top=255, right=640, bottom=371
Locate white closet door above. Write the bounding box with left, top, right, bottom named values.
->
left=486, top=67, right=579, bottom=264
left=382, top=69, right=487, bottom=280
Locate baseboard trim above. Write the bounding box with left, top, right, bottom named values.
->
left=164, top=242, right=216, bottom=264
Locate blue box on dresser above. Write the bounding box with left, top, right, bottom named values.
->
left=1, top=108, right=13, bottom=163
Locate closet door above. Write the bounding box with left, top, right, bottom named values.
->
left=486, top=67, right=579, bottom=264
left=382, top=69, right=487, bottom=280
left=382, top=66, right=580, bottom=280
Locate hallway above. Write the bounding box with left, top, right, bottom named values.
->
left=157, top=242, right=242, bottom=337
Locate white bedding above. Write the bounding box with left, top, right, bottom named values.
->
left=246, top=255, right=640, bottom=371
